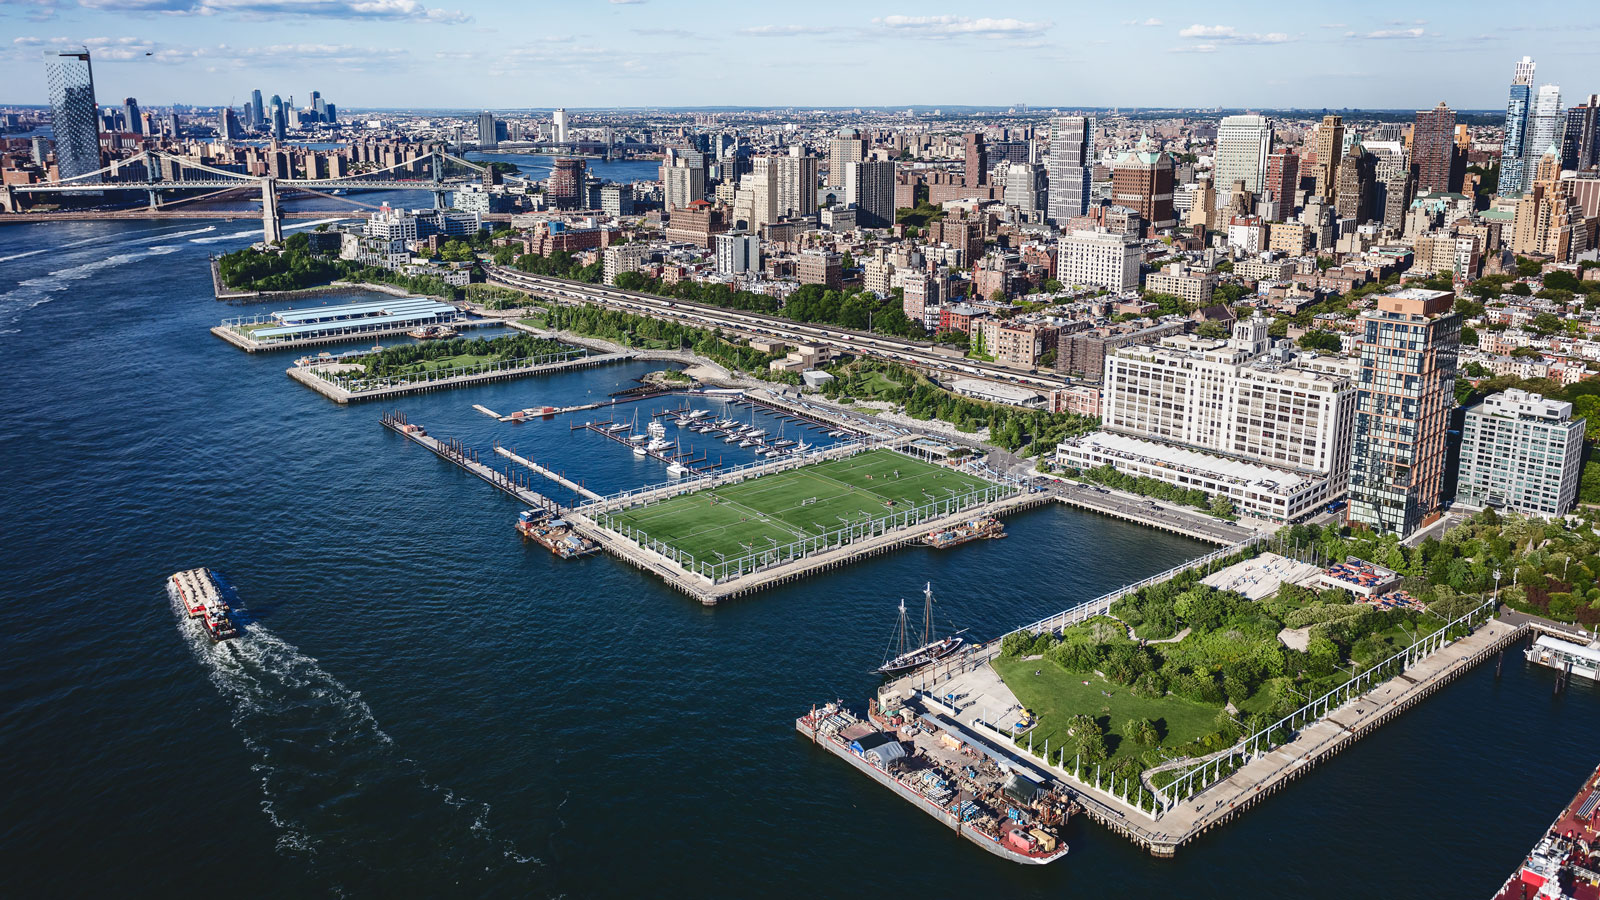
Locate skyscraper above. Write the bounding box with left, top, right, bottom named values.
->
left=1501, top=56, right=1536, bottom=195
left=1214, top=114, right=1272, bottom=196
left=844, top=159, right=895, bottom=228
left=42, top=49, right=101, bottom=183
left=1264, top=148, right=1298, bottom=215
left=218, top=107, right=240, bottom=142
left=1111, top=134, right=1175, bottom=230
left=311, top=90, right=324, bottom=123
left=1334, top=143, right=1376, bottom=222
left=548, top=157, right=585, bottom=209
left=553, top=108, right=569, bottom=143
left=963, top=132, right=987, bottom=186
left=1412, top=102, right=1457, bottom=194
left=1312, top=114, right=1344, bottom=203
left=827, top=129, right=866, bottom=185
left=773, top=151, right=818, bottom=218
left=1561, top=95, right=1599, bottom=173
left=1528, top=84, right=1564, bottom=174
left=1346, top=289, right=1461, bottom=538
left=269, top=94, right=286, bottom=141
left=250, top=89, right=264, bottom=128
left=122, top=97, right=142, bottom=135
left=1046, top=115, right=1093, bottom=223
left=477, top=111, right=498, bottom=150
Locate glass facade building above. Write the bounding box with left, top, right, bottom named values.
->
left=43, top=50, right=101, bottom=184
left=1046, top=115, right=1093, bottom=224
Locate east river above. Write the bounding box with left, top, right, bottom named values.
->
left=2, top=207, right=1598, bottom=897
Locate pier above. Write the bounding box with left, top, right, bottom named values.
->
left=380, top=412, right=562, bottom=515
left=287, top=351, right=633, bottom=403
left=212, top=317, right=498, bottom=354
left=493, top=446, right=603, bottom=501
left=570, top=418, right=721, bottom=471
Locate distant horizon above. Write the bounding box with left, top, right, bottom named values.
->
left=0, top=102, right=1515, bottom=117
left=0, top=0, right=1593, bottom=111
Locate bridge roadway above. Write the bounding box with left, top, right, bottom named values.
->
left=485, top=267, right=1073, bottom=394
left=0, top=209, right=512, bottom=224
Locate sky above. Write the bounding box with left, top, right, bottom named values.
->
left=0, top=0, right=1596, bottom=111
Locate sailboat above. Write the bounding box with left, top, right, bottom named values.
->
left=876, top=583, right=965, bottom=674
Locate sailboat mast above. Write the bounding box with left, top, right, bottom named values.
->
left=923, top=582, right=934, bottom=647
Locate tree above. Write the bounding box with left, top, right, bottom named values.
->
left=1461, top=325, right=1479, bottom=346
left=1196, top=320, right=1227, bottom=339
left=1127, top=717, right=1161, bottom=746
left=840, top=251, right=855, bottom=271
left=1209, top=495, right=1237, bottom=520
left=1531, top=312, right=1564, bottom=335
left=1043, top=279, right=1063, bottom=293
left=990, top=289, right=1007, bottom=303
left=1297, top=330, right=1342, bottom=352
left=1515, top=256, right=1545, bottom=278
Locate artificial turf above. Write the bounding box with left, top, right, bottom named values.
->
left=604, top=448, right=996, bottom=564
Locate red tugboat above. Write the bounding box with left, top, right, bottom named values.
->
left=1492, top=762, right=1600, bottom=899
left=168, top=567, right=240, bottom=641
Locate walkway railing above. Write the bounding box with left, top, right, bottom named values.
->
left=313, top=347, right=588, bottom=390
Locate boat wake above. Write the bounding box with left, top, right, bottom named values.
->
left=0, top=244, right=182, bottom=335
left=189, top=217, right=346, bottom=245
left=169, top=585, right=538, bottom=891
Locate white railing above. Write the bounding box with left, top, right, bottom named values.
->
left=312, top=347, right=588, bottom=391
left=578, top=436, right=887, bottom=511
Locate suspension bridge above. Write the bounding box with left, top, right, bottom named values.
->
left=0, top=148, right=525, bottom=239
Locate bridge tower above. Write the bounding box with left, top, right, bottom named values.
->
left=145, top=150, right=163, bottom=210
left=0, top=183, right=16, bottom=213
left=260, top=177, right=284, bottom=245
left=431, top=150, right=448, bottom=210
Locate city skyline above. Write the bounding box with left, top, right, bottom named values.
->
left=0, top=0, right=1597, bottom=109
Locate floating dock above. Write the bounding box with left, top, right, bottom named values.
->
left=380, top=412, right=562, bottom=515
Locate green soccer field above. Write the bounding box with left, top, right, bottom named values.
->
left=602, top=448, right=998, bottom=566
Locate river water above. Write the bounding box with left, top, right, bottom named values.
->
left=1, top=219, right=1597, bottom=897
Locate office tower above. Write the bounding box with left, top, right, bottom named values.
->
left=1501, top=57, right=1536, bottom=195
left=310, top=90, right=323, bottom=122
left=963, top=132, right=987, bottom=186
left=122, top=97, right=142, bottom=135
left=773, top=151, right=817, bottom=218
left=1313, top=114, right=1344, bottom=202
left=167, top=112, right=179, bottom=137
left=661, top=159, right=706, bottom=211
left=1457, top=389, right=1585, bottom=518
left=733, top=157, right=778, bottom=232
left=42, top=50, right=101, bottom=183
left=553, top=108, right=569, bottom=143
left=1347, top=289, right=1461, bottom=538
left=251, top=89, right=264, bottom=127
left=323, top=103, right=336, bottom=125
left=548, top=157, right=585, bottom=209
left=1412, top=102, right=1457, bottom=193
left=1002, top=162, right=1047, bottom=221
left=715, top=232, right=760, bottom=276
left=844, top=160, right=895, bottom=227
left=1528, top=84, right=1564, bottom=175
left=1561, top=95, right=1599, bottom=172
left=1511, top=146, right=1591, bottom=261
left=1046, top=115, right=1093, bottom=223
left=1057, top=230, right=1142, bottom=291
left=477, top=111, right=498, bottom=149
left=1215, top=114, right=1272, bottom=196
left=827, top=129, right=866, bottom=183
left=269, top=95, right=286, bottom=141
left=218, top=107, right=239, bottom=142
left=1264, top=148, right=1298, bottom=215
left=1335, top=143, right=1376, bottom=222
left=1110, top=134, right=1175, bottom=230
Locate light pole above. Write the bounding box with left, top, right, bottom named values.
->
left=1493, top=567, right=1502, bottom=605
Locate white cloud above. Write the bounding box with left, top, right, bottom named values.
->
left=1122, top=17, right=1161, bottom=26
left=1177, top=23, right=1291, bottom=44
left=1347, top=27, right=1426, bottom=39
left=873, top=15, right=1051, bottom=38
left=71, top=0, right=471, bottom=24
left=736, top=24, right=837, bottom=36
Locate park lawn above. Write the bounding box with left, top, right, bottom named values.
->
left=992, top=656, right=1224, bottom=762
left=604, top=448, right=995, bottom=565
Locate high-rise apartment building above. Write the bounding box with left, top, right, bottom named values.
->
left=1057, top=229, right=1141, bottom=292
left=1215, top=114, right=1272, bottom=196
left=1335, top=144, right=1376, bottom=222
left=1528, top=84, right=1564, bottom=174
left=1347, top=289, right=1461, bottom=537
left=122, top=97, right=142, bottom=135
left=844, top=159, right=895, bottom=228
left=827, top=129, right=867, bottom=184
left=1313, top=115, right=1345, bottom=203
left=1365, top=141, right=1411, bottom=229
left=1110, top=135, right=1175, bottom=230
left=217, top=107, right=240, bottom=142
left=1562, top=95, right=1600, bottom=173
left=553, top=108, right=569, bottom=143
left=1457, top=389, right=1585, bottom=518
left=1412, top=102, right=1458, bottom=194
left=43, top=50, right=101, bottom=184
left=661, top=162, right=706, bottom=212
left=547, top=157, right=585, bottom=209
left=774, top=151, right=818, bottom=218
left=1002, top=162, right=1047, bottom=221
left=477, top=111, right=498, bottom=150
left=963, top=132, right=987, bottom=186
left=270, top=96, right=287, bottom=141
left=1264, top=148, right=1299, bottom=216
left=1502, top=56, right=1537, bottom=195
left=714, top=232, right=760, bottom=276
left=1047, top=116, right=1093, bottom=223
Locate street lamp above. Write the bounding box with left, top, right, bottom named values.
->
left=1493, top=567, right=1502, bottom=604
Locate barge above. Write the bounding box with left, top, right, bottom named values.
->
left=796, top=700, right=1070, bottom=864
left=1492, top=762, right=1600, bottom=899
left=921, top=516, right=1006, bottom=549
left=516, top=509, right=599, bottom=559
left=167, top=567, right=240, bottom=641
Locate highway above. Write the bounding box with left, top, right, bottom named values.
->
left=485, top=266, right=1074, bottom=393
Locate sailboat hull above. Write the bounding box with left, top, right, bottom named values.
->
left=877, top=636, right=965, bottom=674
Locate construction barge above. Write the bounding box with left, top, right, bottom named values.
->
left=921, top=516, right=1006, bottom=549
left=1493, top=761, right=1600, bottom=899
left=797, top=699, right=1071, bottom=865
left=516, top=509, right=599, bottom=559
